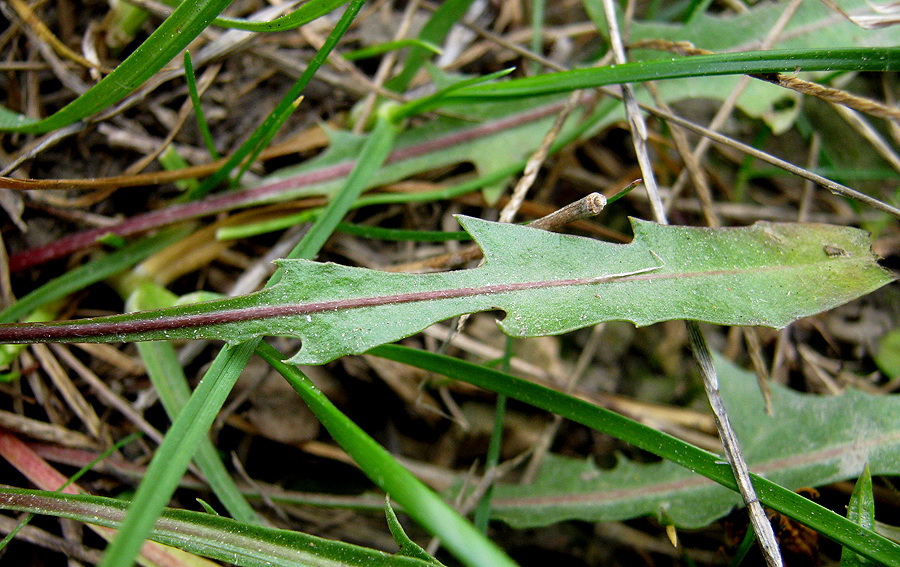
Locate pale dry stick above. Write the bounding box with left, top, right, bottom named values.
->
left=0, top=2, right=88, bottom=96
left=663, top=0, right=804, bottom=213
left=351, top=0, right=423, bottom=134
left=644, top=82, right=720, bottom=227
left=646, top=83, right=772, bottom=413
left=742, top=326, right=774, bottom=415
left=18, top=350, right=60, bottom=424
left=500, top=90, right=585, bottom=224
left=885, top=75, right=900, bottom=145
left=686, top=323, right=785, bottom=566
left=49, top=344, right=165, bottom=447
left=521, top=323, right=605, bottom=483
left=600, top=0, right=784, bottom=564
left=74, top=343, right=144, bottom=375
left=0, top=514, right=104, bottom=564
left=602, top=0, right=665, bottom=221
left=30, top=344, right=103, bottom=440
left=0, top=409, right=96, bottom=448
left=5, top=0, right=110, bottom=73
left=612, top=89, right=900, bottom=218
left=0, top=123, right=85, bottom=178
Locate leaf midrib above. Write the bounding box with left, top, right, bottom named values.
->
left=0, top=260, right=846, bottom=342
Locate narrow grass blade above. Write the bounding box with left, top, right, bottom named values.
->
left=0, top=0, right=234, bottom=133
left=256, top=342, right=517, bottom=567
left=344, top=39, right=442, bottom=61
left=437, top=48, right=900, bottom=104
left=127, top=283, right=260, bottom=525
left=205, top=0, right=346, bottom=32
left=184, top=52, right=220, bottom=160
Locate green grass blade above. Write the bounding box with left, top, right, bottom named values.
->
left=435, top=48, right=900, bottom=104
left=335, top=223, right=471, bottom=242
left=530, top=0, right=545, bottom=74
left=344, top=39, right=442, bottom=61
left=126, top=283, right=260, bottom=525
left=0, top=0, right=234, bottom=133
left=385, top=0, right=477, bottom=93
left=137, top=340, right=259, bottom=524
left=184, top=52, right=220, bottom=160
left=841, top=465, right=877, bottom=567
left=97, top=340, right=259, bottom=567
left=370, top=345, right=900, bottom=566
left=207, top=0, right=347, bottom=32
left=255, top=342, right=518, bottom=567
left=188, top=0, right=368, bottom=199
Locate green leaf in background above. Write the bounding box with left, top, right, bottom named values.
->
left=875, top=328, right=900, bottom=380
left=0, top=218, right=893, bottom=364
left=0, top=487, right=436, bottom=567
left=485, top=356, right=900, bottom=529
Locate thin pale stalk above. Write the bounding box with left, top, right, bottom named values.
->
left=597, top=0, right=782, bottom=564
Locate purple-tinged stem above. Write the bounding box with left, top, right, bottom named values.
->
left=10, top=96, right=582, bottom=272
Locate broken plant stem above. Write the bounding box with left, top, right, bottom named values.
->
left=686, top=321, right=784, bottom=564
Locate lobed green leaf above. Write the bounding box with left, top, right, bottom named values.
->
left=0, top=218, right=891, bottom=365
